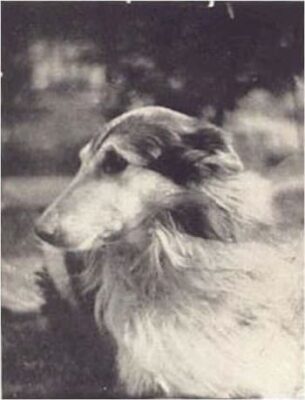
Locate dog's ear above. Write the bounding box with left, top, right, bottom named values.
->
left=149, top=122, right=243, bottom=185
left=181, top=123, right=243, bottom=180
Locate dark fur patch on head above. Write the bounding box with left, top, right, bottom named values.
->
left=183, top=125, right=228, bottom=154
left=149, top=146, right=201, bottom=185
left=92, top=107, right=243, bottom=184
left=145, top=124, right=241, bottom=185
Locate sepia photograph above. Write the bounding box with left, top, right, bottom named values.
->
left=1, top=1, right=304, bottom=398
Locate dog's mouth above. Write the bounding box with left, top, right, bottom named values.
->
left=35, top=219, right=150, bottom=252
left=35, top=229, right=109, bottom=252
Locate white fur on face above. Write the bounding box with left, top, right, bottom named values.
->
left=57, top=163, right=180, bottom=250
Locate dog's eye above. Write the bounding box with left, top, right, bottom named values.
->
left=100, top=149, right=128, bottom=175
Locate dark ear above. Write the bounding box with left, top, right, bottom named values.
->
left=148, top=121, right=243, bottom=185
left=181, top=123, right=243, bottom=179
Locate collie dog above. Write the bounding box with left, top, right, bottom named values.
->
left=35, top=106, right=303, bottom=398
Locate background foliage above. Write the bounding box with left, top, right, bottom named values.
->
left=2, top=1, right=304, bottom=175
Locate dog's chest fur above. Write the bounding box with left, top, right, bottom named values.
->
left=92, top=230, right=302, bottom=398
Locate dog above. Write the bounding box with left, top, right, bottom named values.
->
left=35, top=106, right=303, bottom=398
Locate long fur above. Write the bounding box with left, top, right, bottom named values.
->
left=80, top=172, right=303, bottom=398
left=38, top=106, right=303, bottom=398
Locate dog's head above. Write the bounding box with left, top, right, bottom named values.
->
left=35, top=106, right=243, bottom=250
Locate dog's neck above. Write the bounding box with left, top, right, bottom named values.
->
left=81, top=171, right=274, bottom=302
left=85, top=218, right=223, bottom=310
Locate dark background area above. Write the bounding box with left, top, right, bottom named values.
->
left=2, top=1, right=304, bottom=175
left=1, top=2, right=304, bottom=398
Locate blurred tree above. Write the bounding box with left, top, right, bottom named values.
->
left=1, top=1, right=303, bottom=176
left=2, top=1, right=303, bottom=122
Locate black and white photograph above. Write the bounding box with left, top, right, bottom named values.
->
left=1, top=1, right=304, bottom=398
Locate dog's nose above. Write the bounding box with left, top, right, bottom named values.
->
left=35, top=222, right=56, bottom=244
left=34, top=214, right=61, bottom=246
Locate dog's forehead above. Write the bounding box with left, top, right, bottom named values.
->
left=91, top=107, right=196, bottom=153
